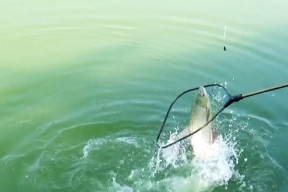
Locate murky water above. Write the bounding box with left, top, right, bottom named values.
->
left=0, top=0, right=288, bottom=191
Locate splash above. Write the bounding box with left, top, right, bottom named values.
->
left=151, top=130, right=242, bottom=191
left=191, top=135, right=238, bottom=187
left=148, top=85, right=244, bottom=190
left=160, top=132, right=181, bottom=167
left=110, top=177, right=133, bottom=192
left=151, top=131, right=189, bottom=173
left=82, top=136, right=141, bottom=159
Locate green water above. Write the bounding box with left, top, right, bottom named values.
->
left=0, top=0, right=288, bottom=191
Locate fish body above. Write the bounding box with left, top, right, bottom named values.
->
left=188, top=86, right=213, bottom=158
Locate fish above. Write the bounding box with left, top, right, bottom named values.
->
left=188, top=86, right=215, bottom=158
left=176, top=86, right=216, bottom=158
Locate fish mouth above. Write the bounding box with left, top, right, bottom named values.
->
left=199, top=86, right=208, bottom=97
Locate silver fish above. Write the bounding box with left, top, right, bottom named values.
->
left=188, top=86, right=215, bottom=158
left=175, top=86, right=216, bottom=158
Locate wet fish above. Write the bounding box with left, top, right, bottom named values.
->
left=188, top=86, right=214, bottom=158
left=175, top=86, right=216, bottom=158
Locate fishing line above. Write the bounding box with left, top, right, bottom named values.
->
left=156, top=83, right=288, bottom=149
left=223, top=25, right=227, bottom=51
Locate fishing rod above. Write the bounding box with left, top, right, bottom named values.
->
left=157, top=83, right=288, bottom=149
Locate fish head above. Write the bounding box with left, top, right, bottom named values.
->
left=194, top=86, right=212, bottom=121
left=195, top=86, right=210, bottom=108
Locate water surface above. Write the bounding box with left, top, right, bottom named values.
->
left=0, top=0, right=288, bottom=191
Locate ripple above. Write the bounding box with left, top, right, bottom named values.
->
left=1, top=0, right=288, bottom=191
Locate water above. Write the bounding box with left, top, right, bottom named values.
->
left=0, top=0, right=288, bottom=191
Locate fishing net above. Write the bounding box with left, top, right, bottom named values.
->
left=156, top=84, right=232, bottom=148
left=156, top=83, right=288, bottom=149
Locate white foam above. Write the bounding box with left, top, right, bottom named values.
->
left=151, top=132, right=189, bottom=172
left=110, top=177, right=133, bottom=192
left=161, top=133, right=181, bottom=167
left=152, top=132, right=241, bottom=191
left=157, top=176, right=206, bottom=192
left=82, top=136, right=141, bottom=159
left=82, top=138, right=105, bottom=159
left=191, top=136, right=238, bottom=187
